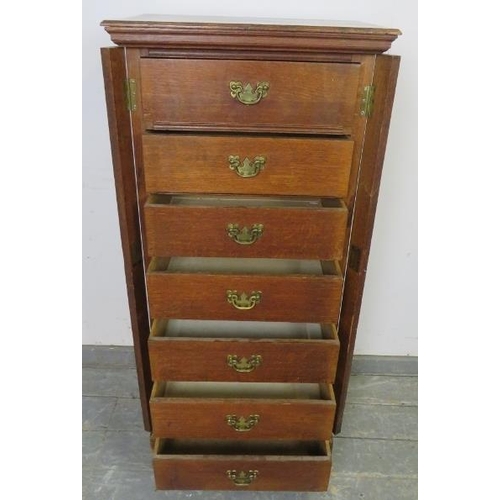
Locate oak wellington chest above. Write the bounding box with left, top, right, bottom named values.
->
left=100, top=15, right=401, bottom=492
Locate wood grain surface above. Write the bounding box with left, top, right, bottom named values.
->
left=148, top=322, right=339, bottom=383
left=144, top=197, right=347, bottom=260
left=142, top=134, right=354, bottom=197
left=151, top=397, right=335, bottom=440
left=140, top=59, right=360, bottom=134
left=146, top=262, right=342, bottom=323
left=101, top=16, right=400, bottom=55
left=100, top=21, right=402, bottom=492
left=153, top=439, right=332, bottom=491
left=334, top=55, right=401, bottom=434
left=101, top=47, right=152, bottom=431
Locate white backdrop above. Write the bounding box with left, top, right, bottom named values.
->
left=82, top=0, right=417, bottom=355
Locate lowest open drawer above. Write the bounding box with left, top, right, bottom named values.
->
left=148, top=320, right=340, bottom=383
left=150, top=381, right=336, bottom=440
left=146, top=257, right=343, bottom=323
left=153, top=439, right=332, bottom=491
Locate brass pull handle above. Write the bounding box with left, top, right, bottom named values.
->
left=226, top=290, right=262, bottom=310
left=229, top=81, right=269, bottom=105
left=227, top=224, right=264, bottom=245
left=226, top=470, right=258, bottom=486
left=226, top=414, right=260, bottom=432
left=227, top=354, right=262, bottom=373
left=228, top=155, right=266, bottom=178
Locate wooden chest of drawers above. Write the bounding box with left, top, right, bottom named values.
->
left=101, top=14, right=400, bottom=492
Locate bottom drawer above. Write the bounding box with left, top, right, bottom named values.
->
left=153, top=439, right=332, bottom=491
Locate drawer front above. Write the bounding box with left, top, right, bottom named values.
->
left=142, top=134, right=354, bottom=198
left=150, top=398, right=335, bottom=440
left=153, top=441, right=332, bottom=491
left=140, top=59, right=360, bottom=134
left=149, top=336, right=339, bottom=384
left=144, top=200, right=347, bottom=260
left=146, top=272, right=342, bottom=323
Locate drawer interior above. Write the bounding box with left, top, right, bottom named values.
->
left=150, top=319, right=338, bottom=341
left=155, top=438, right=331, bottom=457
left=148, top=257, right=341, bottom=276
left=152, top=381, right=334, bottom=400
left=147, top=194, right=345, bottom=210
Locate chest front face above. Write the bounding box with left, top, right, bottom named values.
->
left=100, top=15, right=401, bottom=492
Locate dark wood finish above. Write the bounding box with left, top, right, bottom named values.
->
left=145, top=48, right=356, bottom=63
left=101, top=16, right=402, bottom=492
left=142, top=134, right=354, bottom=198
left=150, top=382, right=335, bottom=440
left=100, top=47, right=152, bottom=431
left=125, top=49, right=151, bottom=269
left=140, top=59, right=360, bottom=134
left=153, top=439, right=332, bottom=491
left=334, top=55, right=401, bottom=434
left=144, top=197, right=348, bottom=260
left=342, top=55, right=376, bottom=211
left=101, top=15, right=400, bottom=55
left=146, top=260, right=343, bottom=323
left=148, top=321, right=340, bottom=383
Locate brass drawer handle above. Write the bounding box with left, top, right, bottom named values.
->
left=229, top=81, right=269, bottom=105
left=228, top=155, right=266, bottom=178
left=227, top=354, right=262, bottom=373
left=226, top=470, right=258, bottom=486
left=226, top=290, right=262, bottom=310
left=227, top=223, right=264, bottom=245
left=226, top=414, right=260, bottom=432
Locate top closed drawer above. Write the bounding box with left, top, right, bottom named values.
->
left=140, top=59, right=360, bottom=135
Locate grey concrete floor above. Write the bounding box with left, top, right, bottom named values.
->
left=83, top=347, right=417, bottom=500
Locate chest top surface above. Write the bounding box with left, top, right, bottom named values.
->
left=101, top=14, right=401, bottom=54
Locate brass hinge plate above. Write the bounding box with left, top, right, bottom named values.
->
left=125, top=78, right=137, bottom=112
left=360, top=85, right=375, bottom=118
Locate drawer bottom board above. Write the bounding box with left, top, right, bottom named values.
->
left=153, top=439, right=332, bottom=491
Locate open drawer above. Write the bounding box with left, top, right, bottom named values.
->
left=146, top=257, right=343, bottom=323
left=148, top=320, right=340, bottom=383
left=150, top=381, right=335, bottom=440
left=153, top=438, right=332, bottom=491
left=144, top=195, right=348, bottom=260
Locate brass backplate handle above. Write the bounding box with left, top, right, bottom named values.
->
left=226, top=290, right=262, bottom=310
left=229, top=81, right=269, bottom=105
left=226, top=470, right=259, bottom=486
left=226, top=414, right=260, bottom=432
left=227, top=354, right=262, bottom=373
left=227, top=223, right=264, bottom=245
left=228, top=155, right=266, bottom=178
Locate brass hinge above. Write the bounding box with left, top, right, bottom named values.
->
left=360, top=85, right=375, bottom=118
left=125, top=78, right=137, bottom=112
